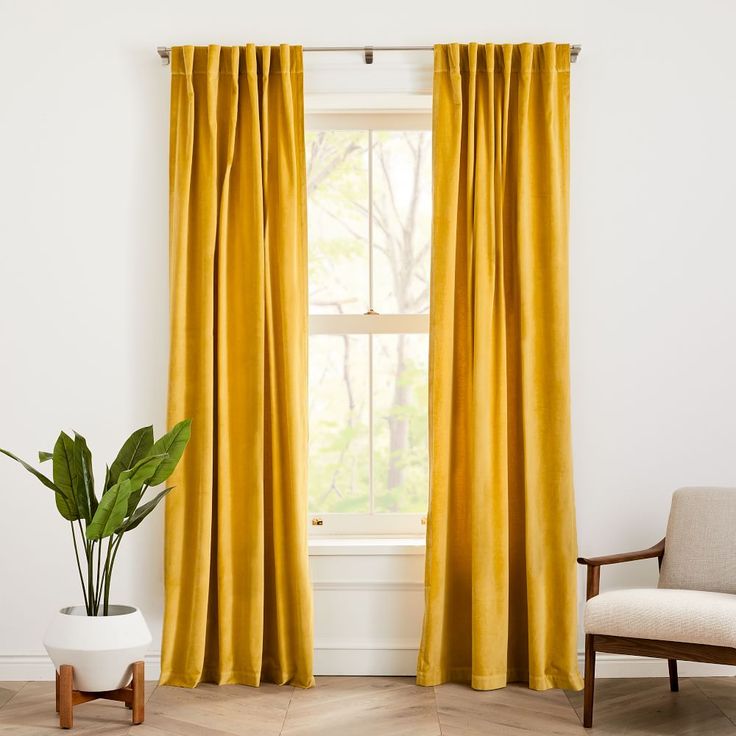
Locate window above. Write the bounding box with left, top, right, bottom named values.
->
left=306, top=111, right=431, bottom=536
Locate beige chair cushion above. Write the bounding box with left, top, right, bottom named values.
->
left=584, top=588, right=736, bottom=648
left=658, top=487, right=736, bottom=594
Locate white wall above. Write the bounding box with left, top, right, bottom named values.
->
left=2, top=0, right=736, bottom=680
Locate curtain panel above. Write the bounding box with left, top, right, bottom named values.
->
left=160, top=44, right=314, bottom=689
left=418, top=42, right=583, bottom=691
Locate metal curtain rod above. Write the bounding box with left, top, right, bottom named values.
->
left=156, top=44, right=581, bottom=66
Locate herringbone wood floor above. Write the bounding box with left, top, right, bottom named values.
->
left=1, top=676, right=736, bottom=735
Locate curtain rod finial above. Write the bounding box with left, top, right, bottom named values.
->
left=157, top=47, right=170, bottom=65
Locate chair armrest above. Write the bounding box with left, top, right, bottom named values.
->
left=577, top=539, right=665, bottom=568
left=577, top=539, right=665, bottom=600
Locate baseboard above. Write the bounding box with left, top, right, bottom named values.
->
left=0, top=652, right=162, bottom=682
left=1, top=650, right=734, bottom=681
left=314, top=648, right=736, bottom=678
left=314, top=644, right=419, bottom=675
left=588, top=653, right=736, bottom=678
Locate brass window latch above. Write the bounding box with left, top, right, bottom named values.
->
left=311, top=517, right=324, bottom=526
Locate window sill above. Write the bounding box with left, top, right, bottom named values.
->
left=308, top=537, right=426, bottom=556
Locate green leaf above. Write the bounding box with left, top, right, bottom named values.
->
left=38, top=451, right=53, bottom=463
left=86, top=479, right=132, bottom=540
left=54, top=492, right=77, bottom=520
left=117, top=454, right=166, bottom=515
left=73, top=433, right=97, bottom=519
left=116, top=486, right=174, bottom=534
left=146, top=420, right=192, bottom=486
left=0, top=447, right=79, bottom=520
left=108, top=426, right=154, bottom=490
left=52, top=433, right=82, bottom=521
left=0, top=448, right=60, bottom=493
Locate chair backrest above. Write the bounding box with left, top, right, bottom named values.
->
left=658, top=487, right=736, bottom=594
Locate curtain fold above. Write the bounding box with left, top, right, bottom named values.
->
left=417, top=42, right=582, bottom=691
left=160, top=44, right=314, bottom=689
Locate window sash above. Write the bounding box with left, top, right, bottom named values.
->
left=306, top=112, right=431, bottom=537
left=306, top=110, right=431, bottom=131
left=308, top=511, right=426, bottom=538
left=309, top=314, right=429, bottom=335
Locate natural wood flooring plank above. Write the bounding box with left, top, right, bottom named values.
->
left=566, top=678, right=736, bottom=735
left=0, top=683, right=27, bottom=710
left=1, top=676, right=735, bottom=735
left=283, top=676, right=440, bottom=736
left=692, top=677, right=736, bottom=726
left=435, top=682, right=585, bottom=735
left=143, top=683, right=291, bottom=736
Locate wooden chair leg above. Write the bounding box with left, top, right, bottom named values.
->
left=55, top=670, right=60, bottom=713
left=131, top=660, right=144, bottom=725
left=583, top=634, right=596, bottom=728
left=58, top=665, right=74, bottom=729
left=668, top=658, right=679, bottom=692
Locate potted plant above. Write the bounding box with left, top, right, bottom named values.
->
left=1, top=419, right=191, bottom=692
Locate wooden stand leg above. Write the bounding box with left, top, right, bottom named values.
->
left=55, top=660, right=145, bottom=728
left=59, top=665, right=74, bottom=729
left=131, top=661, right=144, bottom=725
left=668, top=658, right=679, bottom=692
left=583, top=634, right=596, bottom=728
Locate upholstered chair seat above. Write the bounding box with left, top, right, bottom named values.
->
left=585, top=588, right=736, bottom=648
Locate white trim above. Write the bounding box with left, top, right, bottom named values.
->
left=309, top=313, right=429, bottom=334
left=2, top=650, right=735, bottom=681
left=313, top=647, right=419, bottom=676
left=315, top=638, right=419, bottom=651
left=308, top=514, right=426, bottom=537
left=312, top=651, right=736, bottom=678
left=368, top=130, right=375, bottom=515
left=0, top=651, right=161, bottom=682
left=306, top=96, right=432, bottom=131
left=313, top=580, right=424, bottom=592
left=308, top=507, right=429, bottom=535
left=305, top=94, right=432, bottom=117
left=308, top=536, right=426, bottom=556
left=586, top=654, right=736, bottom=679
left=307, top=111, right=431, bottom=130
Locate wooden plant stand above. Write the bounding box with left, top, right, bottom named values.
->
left=55, top=661, right=144, bottom=729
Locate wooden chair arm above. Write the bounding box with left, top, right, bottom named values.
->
left=577, top=539, right=665, bottom=599
left=577, top=539, right=665, bottom=568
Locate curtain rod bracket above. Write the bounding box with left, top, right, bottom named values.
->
left=364, top=47, right=374, bottom=65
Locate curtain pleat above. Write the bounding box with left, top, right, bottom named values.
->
left=417, top=42, right=582, bottom=691
left=161, top=44, right=314, bottom=689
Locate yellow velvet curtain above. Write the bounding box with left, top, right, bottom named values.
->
left=160, top=45, right=314, bottom=689
left=417, top=43, right=582, bottom=691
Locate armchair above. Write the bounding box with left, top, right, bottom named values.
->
left=578, top=487, right=736, bottom=728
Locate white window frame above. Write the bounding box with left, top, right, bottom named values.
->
left=306, top=105, right=431, bottom=538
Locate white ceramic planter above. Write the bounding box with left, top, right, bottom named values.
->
left=43, top=605, right=152, bottom=692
